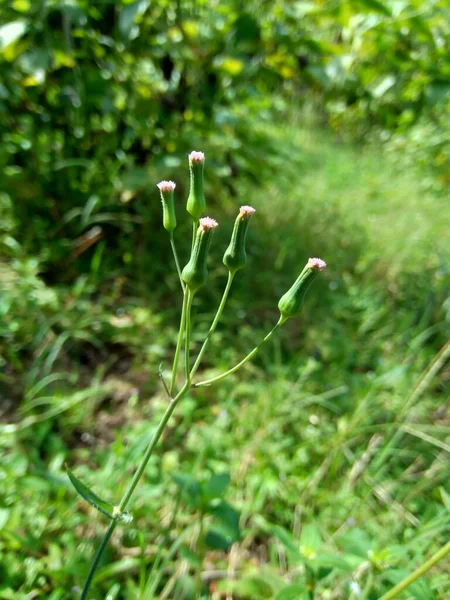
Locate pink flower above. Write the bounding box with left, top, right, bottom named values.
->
left=189, top=151, right=205, bottom=164
left=156, top=180, right=176, bottom=192
left=307, top=257, right=327, bottom=271
left=199, top=216, right=218, bottom=231
left=240, top=205, right=256, bottom=217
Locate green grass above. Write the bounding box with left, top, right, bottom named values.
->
left=1, top=118, right=449, bottom=599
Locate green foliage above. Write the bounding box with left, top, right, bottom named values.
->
left=67, top=467, right=116, bottom=520
left=1, top=0, right=450, bottom=598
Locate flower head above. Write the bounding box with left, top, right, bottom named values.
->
left=187, top=152, right=206, bottom=219
left=278, top=257, right=327, bottom=321
left=156, top=180, right=176, bottom=193
left=157, top=180, right=177, bottom=232
left=189, top=151, right=205, bottom=164
left=307, top=257, right=327, bottom=271
left=182, top=216, right=218, bottom=292
left=199, top=216, right=218, bottom=231
left=239, top=205, right=256, bottom=217
left=223, top=206, right=256, bottom=273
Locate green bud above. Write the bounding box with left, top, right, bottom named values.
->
left=186, top=151, right=206, bottom=220
left=181, top=217, right=218, bottom=292
left=157, top=180, right=177, bottom=232
left=278, top=258, right=327, bottom=321
left=223, top=205, right=256, bottom=274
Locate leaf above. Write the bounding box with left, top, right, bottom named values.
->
left=173, top=473, right=201, bottom=507
left=371, top=75, right=397, bottom=99
left=312, top=553, right=353, bottom=571
left=67, top=467, right=115, bottom=519
left=337, top=528, right=373, bottom=558
left=173, top=573, right=196, bottom=600
left=0, top=21, right=27, bottom=51
left=440, top=486, right=450, bottom=512
left=275, top=585, right=307, bottom=600
left=220, top=576, right=274, bottom=599
left=209, top=500, right=241, bottom=541
left=202, top=472, right=231, bottom=500
left=268, top=524, right=302, bottom=560
left=205, top=521, right=239, bottom=550
left=300, top=524, right=322, bottom=559
left=118, top=0, right=150, bottom=39
left=357, top=0, right=391, bottom=16
left=383, top=569, right=435, bottom=600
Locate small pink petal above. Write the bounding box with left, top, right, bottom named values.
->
left=307, top=257, right=327, bottom=271
left=199, top=216, right=218, bottom=230
left=157, top=180, right=176, bottom=192
left=240, top=205, right=256, bottom=217
left=189, top=151, right=205, bottom=164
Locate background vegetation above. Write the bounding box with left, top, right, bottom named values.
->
left=0, top=0, right=449, bottom=598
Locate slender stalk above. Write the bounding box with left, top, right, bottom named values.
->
left=80, top=520, right=116, bottom=600
left=379, top=540, right=450, bottom=600
left=170, top=291, right=188, bottom=395
left=195, top=512, right=205, bottom=597
left=194, top=316, right=286, bottom=387
left=169, top=232, right=185, bottom=292
left=190, top=271, right=234, bottom=380
left=191, top=220, right=198, bottom=251
left=80, top=382, right=191, bottom=600
left=184, top=290, right=194, bottom=381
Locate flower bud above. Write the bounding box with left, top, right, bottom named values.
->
left=223, top=205, right=256, bottom=274
left=181, top=217, right=218, bottom=292
left=157, top=180, right=177, bottom=232
left=186, top=151, right=206, bottom=220
left=278, top=258, right=327, bottom=321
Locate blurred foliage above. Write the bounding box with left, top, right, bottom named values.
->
left=1, top=2, right=450, bottom=597
left=0, top=0, right=448, bottom=260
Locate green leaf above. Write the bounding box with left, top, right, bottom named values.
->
left=209, top=500, right=241, bottom=541
left=300, top=524, right=322, bottom=559
left=0, top=21, right=27, bottom=51
left=205, top=520, right=239, bottom=551
left=312, top=553, right=353, bottom=571
left=357, top=0, right=391, bottom=16
left=267, top=524, right=302, bottom=561
left=173, top=473, right=201, bottom=507
left=383, top=569, right=434, bottom=600
left=67, top=467, right=115, bottom=519
left=275, top=584, right=307, bottom=600
left=337, top=528, right=373, bottom=558
left=173, top=573, right=196, bottom=600
left=220, top=576, right=275, bottom=599
left=202, top=472, right=231, bottom=500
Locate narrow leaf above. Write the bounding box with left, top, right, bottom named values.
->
left=67, top=467, right=115, bottom=519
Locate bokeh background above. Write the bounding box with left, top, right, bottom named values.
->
left=1, top=1, right=449, bottom=598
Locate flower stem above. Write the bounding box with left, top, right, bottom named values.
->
left=190, top=271, right=234, bottom=380
left=80, top=520, right=116, bottom=600
left=378, top=540, right=450, bottom=600
left=191, top=220, right=198, bottom=251
left=170, top=290, right=188, bottom=396
left=169, top=232, right=185, bottom=292
left=80, top=382, right=190, bottom=600
left=184, top=290, right=194, bottom=381
left=194, top=316, right=286, bottom=387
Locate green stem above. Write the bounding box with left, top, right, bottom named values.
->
left=194, top=316, right=286, bottom=387
left=169, top=232, right=185, bottom=292
left=190, top=271, right=234, bottom=380
left=80, top=520, right=116, bottom=600
left=170, top=290, right=188, bottom=396
left=80, top=383, right=191, bottom=600
left=195, top=512, right=205, bottom=597
left=379, top=540, right=450, bottom=600
left=191, top=220, right=198, bottom=251
left=185, top=290, right=194, bottom=381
